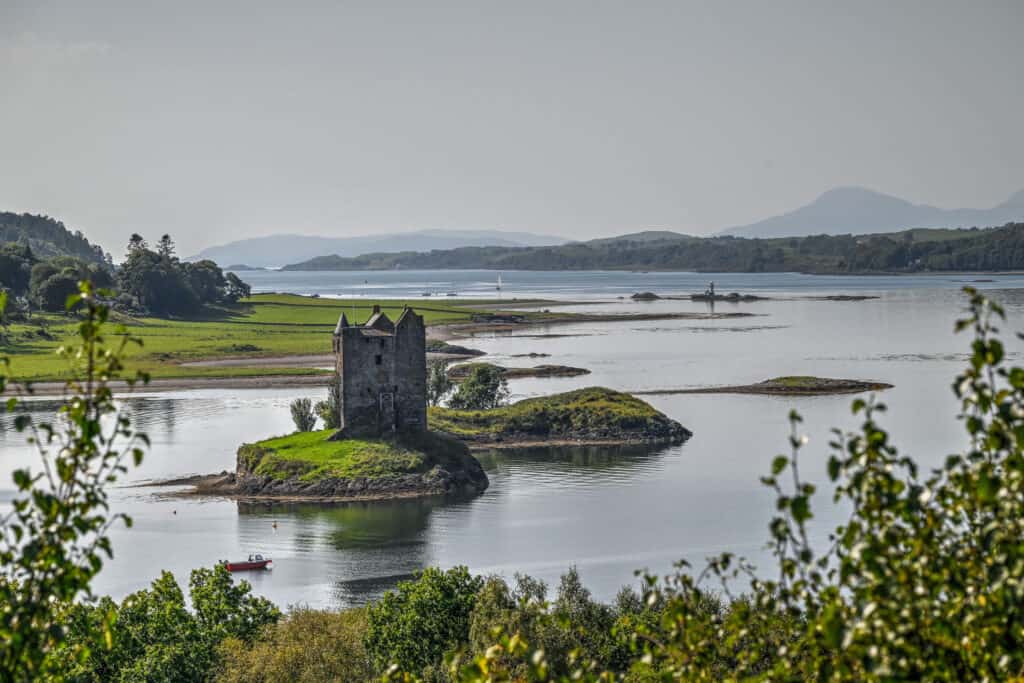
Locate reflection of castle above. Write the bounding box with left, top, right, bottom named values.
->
left=332, top=305, right=427, bottom=436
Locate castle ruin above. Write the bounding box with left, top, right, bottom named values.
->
left=332, top=305, right=427, bottom=436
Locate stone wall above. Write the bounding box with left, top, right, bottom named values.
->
left=394, top=309, right=427, bottom=431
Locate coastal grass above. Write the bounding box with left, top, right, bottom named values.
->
left=428, top=386, right=675, bottom=440
left=0, top=294, right=493, bottom=382
left=240, top=430, right=428, bottom=481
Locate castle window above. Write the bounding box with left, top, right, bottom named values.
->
left=375, top=354, right=382, bottom=365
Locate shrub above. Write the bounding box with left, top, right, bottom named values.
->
left=315, top=373, right=341, bottom=430
left=448, top=364, right=509, bottom=411
left=365, top=566, right=484, bottom=674
left=51, top=565, right=279, bottom=681
left=216, top=608, right=371, bottom=682
left=289, top=397, right=317, bottom=432
left=427, top=359, right=453, bottom=407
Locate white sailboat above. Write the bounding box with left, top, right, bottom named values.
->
left=496, top=273, right=503, bottom=291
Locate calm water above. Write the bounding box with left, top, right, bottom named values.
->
left=4, top=270, right=1024, bottom=607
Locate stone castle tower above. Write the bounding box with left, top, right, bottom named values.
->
left=332, top=305, right=427, bottom=436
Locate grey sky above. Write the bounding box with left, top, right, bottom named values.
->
left=1, top=1, right=1021, bottom=257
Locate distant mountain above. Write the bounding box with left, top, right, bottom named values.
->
left=0, top=212, right=110, bottom=264
left=189, top=229, right=568, bottom=268
left=720, top=187, right=1024, bottom=238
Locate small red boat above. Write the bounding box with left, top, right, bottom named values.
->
left=223, top=553, right=273, bottom=572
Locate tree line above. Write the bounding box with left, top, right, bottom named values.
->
left=283, top=222, right=1024, bottom=274
left=0, top=212, right=110, bottom=265
left=0, top=233, right=250, bottom=317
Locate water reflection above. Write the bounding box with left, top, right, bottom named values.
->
left=3, top=275, right=1024, bottom=607
left=476, top=442, right=678, bottom=490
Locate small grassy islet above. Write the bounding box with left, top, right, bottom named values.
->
left=239, top=430, right=429, bottom=482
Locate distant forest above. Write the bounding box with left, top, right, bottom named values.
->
left=0, top=212, right=110, bottom=264
left=283, top=223, right=1024, bottom=274
left=0, top=214, right=248, bottom=315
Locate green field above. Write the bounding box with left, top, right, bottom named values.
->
left=1, top=294, right=495, bottom=382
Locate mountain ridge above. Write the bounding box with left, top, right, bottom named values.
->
left=720, top=186, right=1024, bottom=238
left=188, top=229, right=568, bottom=268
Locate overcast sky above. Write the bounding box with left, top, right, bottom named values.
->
left=1, top=1, right=1021, bottom=257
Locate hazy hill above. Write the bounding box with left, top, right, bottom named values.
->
left=189, top=229, right=567, bottom=267
left=585, top=230, right=691, bottom=245
left=721, top=187, right=1024, bottom=238
left=280, top=223, right=1024, bottom=274
left=0, top=213, right=110, bottom=264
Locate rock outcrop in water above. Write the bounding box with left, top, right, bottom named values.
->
left=429, top=387, right=692, bottom=448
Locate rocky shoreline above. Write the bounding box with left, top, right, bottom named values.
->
left=150, top=431, right=490, bottom=503
left=430, top=387, right=693, bottom=448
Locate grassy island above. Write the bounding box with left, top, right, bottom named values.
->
left=238, top=431, right=430, bottom=482
left=429, top=387, right=691, bottom=446
left=229, top=429, right=489, bottom=501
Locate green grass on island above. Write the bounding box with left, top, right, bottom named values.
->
left=238, top=428, right=478, bottom=483
left=428, top=387, right=687, bottom=442
left=239, top=430, right=430, bottom=482
left=1, top=294, right=508, bottom=382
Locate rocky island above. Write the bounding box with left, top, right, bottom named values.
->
left=638, top=376, right=893, bottom=396
left=218, top=429, right=489, bottom=502
left=446, top=362, right=591, bottom=382
left=429, top=387, right=691, bottom=448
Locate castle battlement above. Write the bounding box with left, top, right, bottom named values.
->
left=333, top=305, right=427, bottom=436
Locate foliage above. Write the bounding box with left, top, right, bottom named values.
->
left=0, top=242, right=35, bottom=296
left=279, top=222, right=1024, bottom=274
left=315, top=371, right=341, bottom=429
left=289, top=397, right=317, bottom=432
left=0, top=212, right=110, bottom=265
left=51, top=565, right=279, bottom=681
left=117, top=234, right=248, bottom=315
left=216, top=607, right=372, bottom=683
left=0, top=243, right=113, bottom=312
left=427, top=359, right=454, bottom=406
left=430, top=387, right=684, bottom=441
left=0, top=281, right=149, bottom=681
left=365, top=566, right=484, bottom=674
left=224, top=272, right=251, bottom=302
left=465, top=570, right=637, bottom=679
left=448, top=364, right=509, bottom=411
